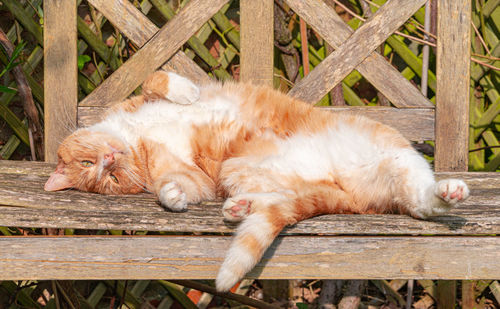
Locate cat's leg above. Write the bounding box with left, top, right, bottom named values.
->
left=106, top=95, right=146, bottom=115
left=216, top=162, right=356, bottom=291
left=142, top=70, right=200, bottom=105
left=216, top=191, right=298, bottom=291
left=383, top=147, right=470, bottom=218
left=154, top=170, right=215, bottom=212
left=141, top=139, right=215, bottom=211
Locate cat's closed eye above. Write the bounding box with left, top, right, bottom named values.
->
left=81, top=160, right=94, bottom=167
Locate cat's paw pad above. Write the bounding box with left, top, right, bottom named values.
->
left=159, top=182, right=187, bottom=212
left=223, top=198, right=252, bottom=222
left=165, top=72, right=200, bottom=105
left=434, top=179, right=470, bottom=205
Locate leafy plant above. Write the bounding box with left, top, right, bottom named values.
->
left=0, top=41, right=26, bottom=94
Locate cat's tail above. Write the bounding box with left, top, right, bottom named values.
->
left=216, top=185, right=354, bottom=292
left=215, top=199, right=292, bottom=292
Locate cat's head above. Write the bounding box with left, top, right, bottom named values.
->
left=44, top=129, right=146, bottom=194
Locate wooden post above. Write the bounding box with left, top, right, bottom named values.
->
left=240, top=0, right=274, bottom=86
left=437, top=281, right=456, bottom=309
left=435, top=0, right=471, bottom=171
left=43, top=0, right=78, bottom=162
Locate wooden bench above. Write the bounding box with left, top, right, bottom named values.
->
left=0, top=160, right=499, bottom=281
left=1, top=0, right=499, bottom=297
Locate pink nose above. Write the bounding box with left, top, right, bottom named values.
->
left=103, top=152, right=115, bottom=167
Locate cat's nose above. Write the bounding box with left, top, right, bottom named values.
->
left=103, top=152, right=115, bottom=167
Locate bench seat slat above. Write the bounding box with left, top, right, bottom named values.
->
left=0, top=161, right=499, bottom=235
left=0, top=235, right=499, bottom=280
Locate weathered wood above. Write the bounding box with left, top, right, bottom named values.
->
left=0, top=161, right=499, bottom=235
left=461, top=281, right=476, bottom=309
left=437, top=281, right=456, bottom=309
left=43, top=0, right=77, bottom=162
left=78, top=106, right=435, bottom=141
left=0, top=236, right=499, bottom=280
left=435, top=0, right=471, bottom=171
left=79, top=0, right=228, bottom=107
left=285, top=0, right=433, bottom=108
left=86, top=0, right=209, bottom=85
left=240, top=0, right=274, bottom=86
left=287, top=0, right=427, bottom=104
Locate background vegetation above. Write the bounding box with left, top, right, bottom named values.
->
left=0, top=0, right=499, bottom=308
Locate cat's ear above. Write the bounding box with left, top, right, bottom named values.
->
left=44, top=165, right=73, bottom=191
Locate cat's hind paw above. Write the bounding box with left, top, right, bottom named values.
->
left=434, top=179, right=470, bottom=205
left=223, top=198, right=251, bottom=222
left=158, top=181, right=187, bottom=212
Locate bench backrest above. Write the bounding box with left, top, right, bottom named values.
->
left=43, top=0, right=471, bottom=172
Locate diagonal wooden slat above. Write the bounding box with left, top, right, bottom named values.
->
left=286, top=0, right=432, bottom=108
left=79, top=0, right=228, bottom=107
left=287, top=0, right=430, bottom=107
left=87, top=0, right=209, bottom=85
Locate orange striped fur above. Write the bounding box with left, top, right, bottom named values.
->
left=45, top=70, right=470, bottom=291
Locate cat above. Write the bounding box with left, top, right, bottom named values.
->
left=45, top=70, right=470, bottom=292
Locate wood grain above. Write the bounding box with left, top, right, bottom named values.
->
left=43, top=0, right=77, bottom=162
left=286, top=0, right=432, bottom=108
left=240, top=0, right=274, bottom=85
left=0, top=236, right=499, bottom=280
left=79, top=0, right=228, bottom=107
left=78, top=106, right=435, bottom=141
left=0, top=161, right=499, bottom=235
left=287, top=0, right=427, bottom=105
left=435, top=0, right=471, bottom=172
left=86, top=0, right=209, bottom=86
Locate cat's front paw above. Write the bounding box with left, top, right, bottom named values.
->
left=158, top=182, right=187, bottom=212
left=434, top=179, right=470, bottom=205
left=164, top=72, right=200, bottom=105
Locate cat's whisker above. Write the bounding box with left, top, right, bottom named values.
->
left=120, top=165, right=151, bottom=192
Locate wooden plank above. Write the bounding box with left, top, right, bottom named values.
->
left=0, top=236, right=499, bottom=280
left=325, top=107, right=435, bottom=141
left=285, top=0, right=433, bottom=108
left=0, top=162, right=499, bottom=235
left=240, top=0, right=274, bottom=86
left=461, top=281, right=476, bottom=309
left=437, top=281, right=456, bottom=309
left=79, top=0, right=228, bottom=107
left=435, top=0, right=471, bottom=171
left=86, top=0, right=209, bottom=85
left=43, top=0, right=77, bottom=162
left=287, top=0, right=427, bottom=105
left=78, top=106, right=435, bottom=141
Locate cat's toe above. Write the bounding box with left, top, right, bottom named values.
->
left=223, top=198, right=251, bottom=222
left=434, top=179, right=470, bottom=205
left=159, top=182, right=187, bottom=212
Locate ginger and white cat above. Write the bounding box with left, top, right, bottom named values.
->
left=45, top=71, right=469, bottom=291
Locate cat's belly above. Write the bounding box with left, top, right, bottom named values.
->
left=252, top=124, right=392, bottom=181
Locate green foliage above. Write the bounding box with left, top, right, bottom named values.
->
left=0, top=41, right=26, bottom=94
left=77, top=54, right=91, bottom=70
